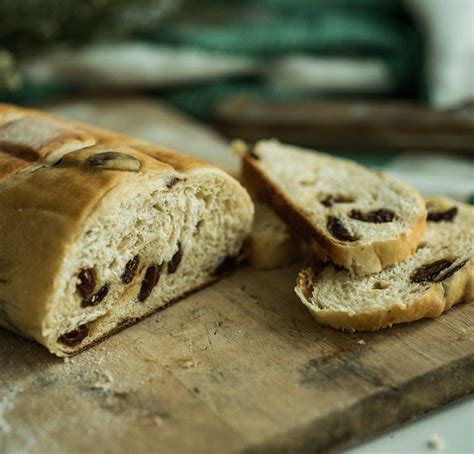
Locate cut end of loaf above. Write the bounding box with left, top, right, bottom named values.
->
left=41, top=169, right=252, bottom=356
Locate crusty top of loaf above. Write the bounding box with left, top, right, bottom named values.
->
left=0, top=103, right=213, bottom=183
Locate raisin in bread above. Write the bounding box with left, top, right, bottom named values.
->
left=295, top=197, right=473, bottom=331
left=0, top=103, right=253, bottom=356
left=248, top=200, right=304, bottom=269
left=241, top=139, right=427, bottom=275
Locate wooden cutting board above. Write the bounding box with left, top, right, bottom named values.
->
left=0, top=264, right=473, bottom=453
left=0, top=98, right=472, bottom=452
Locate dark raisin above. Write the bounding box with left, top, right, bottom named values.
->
left=370, top=209, right=395, bottom=223
left=349, top=209, right=395, bottom=223
left=168, top=242, right=183, bottom=274
left=327, top=216, right=357, bottom=242
left=58, top=324, right=89, bottom=347
left=166, top=177, right=181, bottom=189
left=333, top=264, right=346, bottom=272
left=427, top=207, right=458, bottom=222
left=77, top=269, right=95, bottom=299
left=213, top=256, right=237, bottom=276
left=81, top=284, right=109, bottom=308
left=138, top=264, right=162, bottom=302
left=348, top=210, right=365, bottom=222
left=122, top=255, right=140, bottom=284
left=435, top=259, right=468, bottom=282
left=321, top=195, right=353, bottom=207
left=411, top=259, right=453, bottom=283
left=248, top=148, right=260, bottom=160
left=87, top=151, right=141, bottom=171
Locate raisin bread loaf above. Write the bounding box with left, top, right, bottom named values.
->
left=241, top=140, right=427, bottom=275
left=0, top=103, right=253, bottom=356
left=295, top=197, right=473, bottom=331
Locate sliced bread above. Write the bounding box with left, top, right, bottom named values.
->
left=295, top=196, right=473, bottom=331
left=241, top=139, right=427, bottom=275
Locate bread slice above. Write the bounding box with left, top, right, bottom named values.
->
left=295, top=196, right=473, bottom=331
left=0, top=103, right=254, bottom=356
left=232, top=140, right=303, bottom=269
left=248, top=200, right=304, bottom=269
left=241, top=139, right=427, bottom=275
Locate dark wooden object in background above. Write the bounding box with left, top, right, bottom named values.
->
left=215, top=97, right=474, bottom=153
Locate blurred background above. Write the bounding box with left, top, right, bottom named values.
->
left=0, top=0, right=472, bottom=198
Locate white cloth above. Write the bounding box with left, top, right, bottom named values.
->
left=386, top=151, right=474, bottom=202
left=406, top=0, right=474, bottom=107
left=22, top=42, right=393, bottom=94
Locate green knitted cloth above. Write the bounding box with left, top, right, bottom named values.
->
left=146, top=0, right=424, bottom=117
left=0, top=0, right=424, bottom=117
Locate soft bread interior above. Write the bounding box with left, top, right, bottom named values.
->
left=248, top=201, right=303, bottom=269
left=45, top=169, right=252, bottom=355
left=254, top=140, right=424, bottom=243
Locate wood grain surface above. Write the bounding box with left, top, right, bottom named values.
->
left=0, top=265, right=473, bottom=453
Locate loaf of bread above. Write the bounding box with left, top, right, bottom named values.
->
left=241, top=140, right=427, bottom=275
left=295, top=197, right=473, bottom=331
left=0, top=103, right=253, bottom=356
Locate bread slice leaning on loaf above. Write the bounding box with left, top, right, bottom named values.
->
left=241, top=140, right=426, bottom=275
left=296, top=197, right=473, bottom=331
left=248, top=200, right=304, bottom=269
left=0, top=103, right=253, bottom=356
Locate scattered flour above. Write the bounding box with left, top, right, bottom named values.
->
left=175, top=358, right=201, bottom=369
left=427, top=434, right=445, bottom=450
left=0, top=385, right=23, bottom=434
left=89, top=370, right=114, bottom=391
